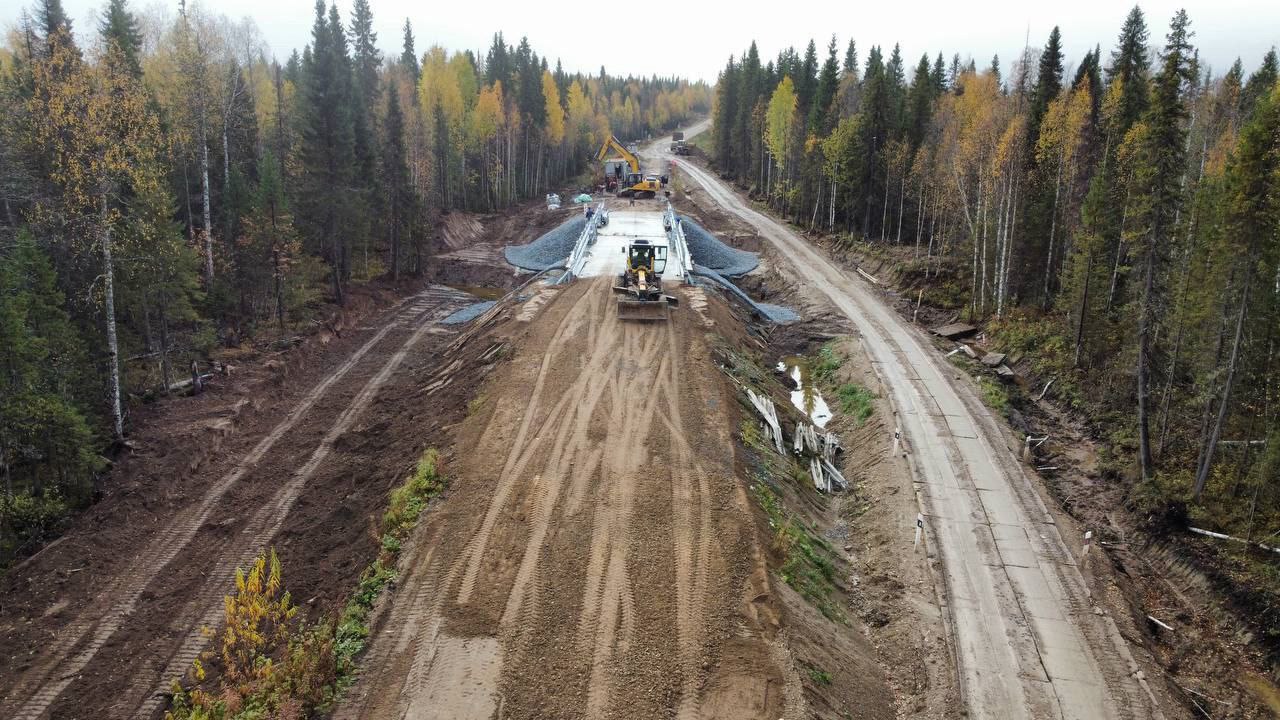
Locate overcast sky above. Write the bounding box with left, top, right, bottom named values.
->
left=24, top=0, right=1280, bottom=82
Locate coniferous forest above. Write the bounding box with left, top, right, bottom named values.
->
left=709, top=8, right=1280, bottom=541
left=0, top=0, right=709, bottom=563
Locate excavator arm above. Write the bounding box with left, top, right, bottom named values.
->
left=595, top=134, right=641, bottom=173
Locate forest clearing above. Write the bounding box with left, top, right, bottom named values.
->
left=1, top=1, right=1279, bottom=718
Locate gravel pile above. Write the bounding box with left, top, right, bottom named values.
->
left=691, top=265, right=798, bottom=324
left=504, top=216, right=587, bottom=271
left=441, top=301, right=496, bottom=324
left=755, top=302, right=800, bottom=324
left=680, top=218, right=758, bottom=276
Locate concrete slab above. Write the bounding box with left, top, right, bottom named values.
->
left=978, top=487, right=1027, bottom=525
left=579, top=211, right=666, bottom=279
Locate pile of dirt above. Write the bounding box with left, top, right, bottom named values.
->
left=427, top=202, right=581, bottom=290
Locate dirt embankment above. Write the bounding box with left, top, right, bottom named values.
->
left=428, top=200, right=584, bottom=290
left=336, top=277, right=898, bottom=720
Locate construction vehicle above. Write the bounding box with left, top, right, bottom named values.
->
left=613, top=238, right=678, bottom=321
left=596, top=134, right=660, bottom=198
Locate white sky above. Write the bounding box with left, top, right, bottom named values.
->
left=19, top=0, right=1280, bottom=81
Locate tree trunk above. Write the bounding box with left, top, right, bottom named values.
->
left=102, top=197, right=124, bottom=440
left=896, top=171, right=906, bottom=245
left=200, top=124, right=214, bottom=285
left=1044, top=155, right=1063, bottom=307
left=1136, top=241, right=1157, bottom=482
left=1073, top=250, right=1093, bottom=368
left=1194, top=274, right=1251, bottom=499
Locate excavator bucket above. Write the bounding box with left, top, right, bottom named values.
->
left=617, top=298, right=670, bottom=321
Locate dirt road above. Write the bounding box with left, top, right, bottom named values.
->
left=0, top=285, right=475, bottom=720
left=336, top=278, right=795, bottom=720
left=670, top=145, right=1162, bottom=719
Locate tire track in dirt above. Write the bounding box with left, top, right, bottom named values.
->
left=338, top=276, right=779, bottom=720
left=128, top=293, right=466, bottom=718
left=1, top=286, right=467, bottom=720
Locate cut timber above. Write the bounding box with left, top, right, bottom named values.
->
left=930, top=323, right=977, bottom=340
left=746, top=388, right=785, bottom=454
left=981, top=352, right=1007, bottom=367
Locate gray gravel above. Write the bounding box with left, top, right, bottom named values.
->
left=691, top=265, right=798, bottom=324
left=441, top=301, right=496, bottom=324
left=680, top=217, right=758, bottom=277
left=504, top=216, right=588, bottom=271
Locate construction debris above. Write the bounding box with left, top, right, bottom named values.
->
left=995, top=365, right=1017, bottom=380
left=747, top=388, right=785, bottom=454
left=981, top=352, right=1007, bottom=367
left=793, top=422, right=846, bottom=493
left=930, top=323, right=978, bottom=340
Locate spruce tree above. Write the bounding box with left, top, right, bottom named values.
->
left=98, top=0, right=141, bottom=78
left=809, top=37, right=840, bottom=133
left=298, top=0, right=356, bottom=303
left=1029, top=26, right=1065, bottom=147
left=906, top=54, right=934, bottom=147
left=1108, top=5, right=1151, bottom=132
left=1240, top=48, right=1278, bottom=120
left=1134, top=9, right=1195, bottom=482
left=843, top=40, right=857, bottom=77
left=401, top=19, right=419, bottom=81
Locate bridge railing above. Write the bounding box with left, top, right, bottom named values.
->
left=561, top=202, right=604, bottom=282
left=663, top=202, right=693, bottom=282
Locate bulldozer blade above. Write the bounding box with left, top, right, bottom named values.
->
left=617, top=298, right=669, bottom=321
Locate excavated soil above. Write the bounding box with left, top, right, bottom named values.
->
left=336, top=278, right=896, bottom=720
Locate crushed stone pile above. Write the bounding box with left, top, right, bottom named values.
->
left=504, top=216, right=587, bottom=271
left=692, top=265, right=798, bottom=324
left=680, top=217, right=759, bottom=277
left=442, top=301, right=497, bottom=325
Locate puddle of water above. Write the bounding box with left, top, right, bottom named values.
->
left=777, top=356, right=832, bottom=428
left=445, top=283, right=507, bottom=301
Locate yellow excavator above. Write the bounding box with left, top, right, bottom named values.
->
left=596, top=134, right=660, bottom=199
left=613, top=238, right=678, bottom=321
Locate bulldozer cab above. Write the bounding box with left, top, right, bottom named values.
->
left=625, top=240, right=667, bottom=275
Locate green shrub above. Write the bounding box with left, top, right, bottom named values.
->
left=812, top=343, right=844, bottom=383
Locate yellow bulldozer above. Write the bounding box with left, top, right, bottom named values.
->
left=613, top=238, right=678, bottom=321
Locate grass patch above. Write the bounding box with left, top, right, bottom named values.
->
left=976, top=376, right=1010, bottom=416
left=835, top=383, right=875, bottom=425
left=753, top=482, right=846, bottom=623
